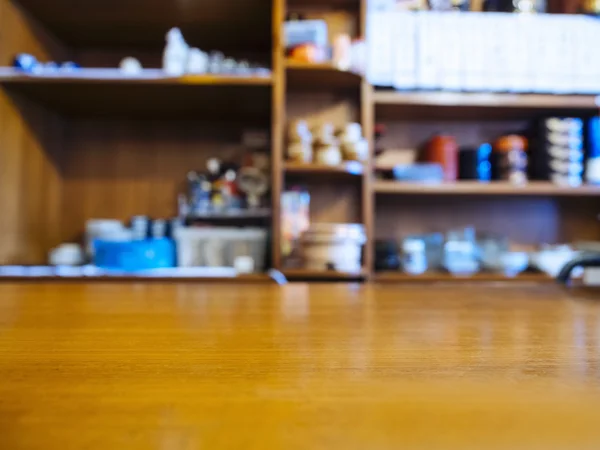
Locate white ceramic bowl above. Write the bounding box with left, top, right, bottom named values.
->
left=500, top=252, right=529, bottom=277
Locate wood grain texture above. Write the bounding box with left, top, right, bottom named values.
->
left=359, top=0, right=373, bottom=279
left=0, top=0, right=67, bottom=264
left=374, top=271, right=553, bottom=283
left=271, top=0, right=285, bottom=270
left=1, top=283, right=600, bottom=449
left=360, top=85, right=374, bottom=279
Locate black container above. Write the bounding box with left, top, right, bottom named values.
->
left=375, top=240, right=400, bottom=272
left=459, top=144, right=491, bottom=181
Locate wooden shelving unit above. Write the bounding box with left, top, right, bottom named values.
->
left=0, top=0, right=598, bottom=283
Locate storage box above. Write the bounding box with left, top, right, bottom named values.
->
left=174, top=227, right=267, bottom=273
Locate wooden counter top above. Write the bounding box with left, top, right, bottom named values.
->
left=1, top=283, right=599, bottom=449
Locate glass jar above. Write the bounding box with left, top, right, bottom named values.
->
left=443, top=228, right=480, bottom=276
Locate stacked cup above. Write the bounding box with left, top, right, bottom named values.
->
left=533, top=118, right=584, bottom=187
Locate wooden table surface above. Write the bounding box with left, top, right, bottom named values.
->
left=1, top=283, right=600, bottom=449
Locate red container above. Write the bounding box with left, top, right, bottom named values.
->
left=425, top=135, right=458, bottom=182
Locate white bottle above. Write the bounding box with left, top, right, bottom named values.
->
left=403, top=239, right=427, bottom=276
left=187, top=48, right=209, bottom=74
left=163, top=27, right=189, bottom=76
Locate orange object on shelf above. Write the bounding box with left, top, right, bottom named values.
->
left=494, top=135, right=528, bottom=153
left=289, top=44, right=326, bottom=64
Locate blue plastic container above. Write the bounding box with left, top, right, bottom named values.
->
left=93, top=238, right=176, bottom=272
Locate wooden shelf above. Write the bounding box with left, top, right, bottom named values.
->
left=0, top=69, right=273, bottom=86
left=373, top=181, right=600, bottom=197
left=283, top=269, right=367, bottom=281
left=186, top=209, right=272, bottom=221
left=14, top=0, right=272, bottom=51
left=0, top=69, right=272, bottom=119
left=0, top=273, right=278, bottom=284
left=374, top=91, right=600, bottom=120
left=286, top=60, right=363, bottom=88
left=285, top=162, right=364, bottom=176
left=375, top=272, right=553, bottom=283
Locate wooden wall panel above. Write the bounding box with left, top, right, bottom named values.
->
left=15, top=0, right=272, bottom=51
left=286, top=92, right=359, bottom=127
left=0, top=0, right=67, bottom=264
left=60, top=120, right=266, bottom=243
left=284, top=178, right=362, bottom=224
left=375, top=196, right=600, bottom=246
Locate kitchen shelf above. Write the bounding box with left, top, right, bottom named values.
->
left=286, top=60, right=363, bottom=88
left=0, top=268, right=279, bottom=283
left=284, top=162, right=364, bottom=176
left=0, top=69, right=272, bottom=119
left=282, top=269, right=368, bottom=281
left=373, top=181, right=600, bottom=197
left=375, top=272, right=553, bottom=283
left=0, top=68, right=273, bottom=85
left=374, top=91, right=600, bottom=120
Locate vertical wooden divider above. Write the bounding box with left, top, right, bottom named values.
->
left=360, top=0, right=374, bottom=280
left=271, top=0, right=286, bottom=270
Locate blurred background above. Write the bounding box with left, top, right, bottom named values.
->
left=0, top=0, right=599, bottom=285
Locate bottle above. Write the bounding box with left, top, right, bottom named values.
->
left=402, top=239, right=427, bottom=275
left=163, top=28, right=189, bottom=76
